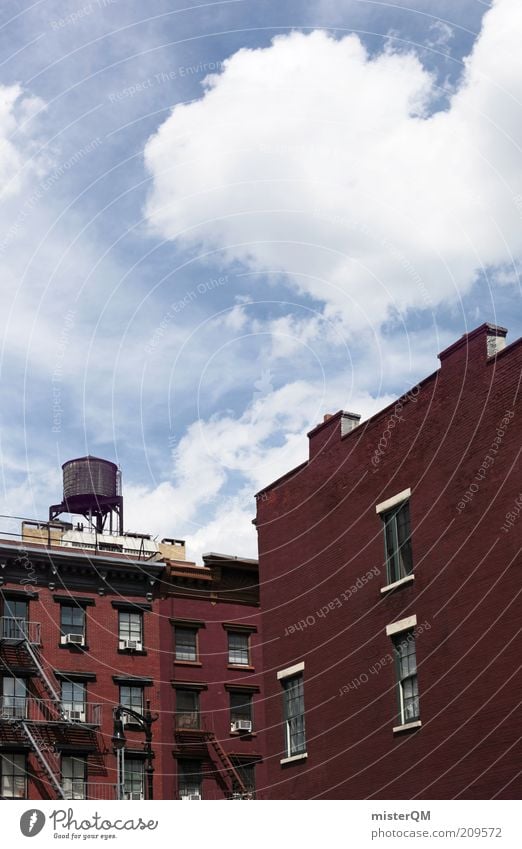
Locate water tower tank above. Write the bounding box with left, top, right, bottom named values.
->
left=62, top=456, right=118, bottom=500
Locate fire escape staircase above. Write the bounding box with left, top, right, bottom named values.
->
left=0, top=619, right=84, bottom=798
left=204, top=730, right=249, bottom=799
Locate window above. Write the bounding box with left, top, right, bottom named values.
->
left=229, top=691, right=253, bottom=727
left=124, top=758, right=144, bottom=800
left=62, top=756, right=86, bottom=800
left=2, top=599, right=28, bottom=640
left=118, top=612, right=143, bottom=648
left=393, top=630, right=419, bottom=724
left=120, top=686, right=144, bottom=717
left=2, top=677, right=26, bottom=719
left=175, top=627, right=198, bottom=662
left=61, top=681, right=86, bottom=721
left=228, top=632, right=250, bottom=666
left=1, top=753, right=26, bottom=798
left=175, top=689, right=200, bottom=730
left=232, top=760, right=256, bottom=799
left=382, top=500, right=413, bottom=584
left=178, top=760, right=202, bottom=799
left=282, top=674, right=306, bottom=757
left=60, top=606, right=85, bottom=640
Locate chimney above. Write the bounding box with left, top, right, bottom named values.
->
left=308, top=410, right=361, bottom=459
left=438, top=323, right=508, bottom=371
left=486, top=325, right=507, bottom=357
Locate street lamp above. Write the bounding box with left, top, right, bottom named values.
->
left=111, top=700, right=158, bottom=800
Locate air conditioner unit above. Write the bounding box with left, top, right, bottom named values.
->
left=123, top=792, right=144, bottom=801
left=231, top=720, right=252, bottom=733
left=181, top=795, right=201, bottom=800
left=63, top=709, right=85, bottom=722
left=119, top=639, right=142, bottom=651
left=62, top=633, right=85, bottom=646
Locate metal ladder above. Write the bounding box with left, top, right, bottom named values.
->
left=21, top=721, right=65, bottom=798
left=22, top=639, right=64, bottom=721
left=205, top=731, right=249, bottom=798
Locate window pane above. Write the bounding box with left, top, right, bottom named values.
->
left=120, top=686, right=143, bottom=714
left=228, top=632, right=249, bottom=665
left=1, top=754, right=26, bottom=798
left=62, top=754, right=86, bottom=798
left=178, top=760, right=201, bottom=798
left=61, top=606, right=85, bottom=636
left=2, top=601, right=28, bottom=639
left=393, top=630, right=420, bottom=723
left=119, top=612, right=142, bottom=641
left=175, top=628, right=197, bottom=662
left=2, top=678, right=26, bottom=719
left=232, top=761, right=256, bottom=798
left=124, top=758, right=144, bottom=799
left=176, top=690, right=199, bottom=729
left=283, top=675, right=306, bottom=756
left=383, top=502, right=413, bottom=582
left=230, top=692, right=252, bottom=722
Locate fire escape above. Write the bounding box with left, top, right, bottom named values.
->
left=174, top=713, right=250, bottom=799
left=0, top=617, right=102, bottom=799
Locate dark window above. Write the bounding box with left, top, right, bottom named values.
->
left=120, top=686, right=144, bottom=716
left=178, top=760, right=202, bottom=799
left=2, top=599, right=28, bottom=640
left=124, top=758, right=144, bottom=800
left=62, top=755, right=86, bottom=800
left=61, top=681, right=86, bottom=720
left=60, top=606, right=85, bottom=639
left=176, top=689, right=200, bottom=730
left=2, top=677, right=26, bottom=720
left=228, top=632, right=250, bottom=666
left=232, top=761, right=256, bottom=798
left=382, top=501, right=413, bottom=584
left=282, top=674, right=306, bottom=757
left=118, top=612, right=143, bottom=646
left=0, top=753, right=26, bottom=798
left=175, top=627, right=198, bottom=662
left=229, top=691, right=253, bottom=725
left=393, top=630, right=419, bottom=724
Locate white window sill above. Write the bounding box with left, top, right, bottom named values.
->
left=380, top=574, right=415, bottom=594
left=280, top=752, right=308, bottom=765
left=393, top=720, right=422, bottom=734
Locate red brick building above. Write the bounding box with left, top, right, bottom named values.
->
left=255, top=323, right=521, bottom=799
left=157, top=553, right=264, bottom=799
left=0, top=459, right=263, bottom=801
left=0, top=528, right=165, bottom=800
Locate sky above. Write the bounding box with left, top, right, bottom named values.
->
left=0, top=0, right=520, bottom=562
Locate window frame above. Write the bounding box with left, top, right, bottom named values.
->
left=227, top=631, right=250, bottom=667
left=119, top=685, right=144, bottom=717
left=62, top=755, right=87, bottom=800
left=280, top=671, right=306, bottom=759
left=2, top=676, right=27, bottom=720
left=123, top=758, right=145, bottom=800
left=380, top=499, right=413, bottom=585
left=118, top=611, right=143, bottom=648
left=60, top=605, right=86, bottom=640
left=174, top=626, right=199, bottom=663
left=0, top=753, right=26, bottom=798
left=1, top=599, right=28, bottom=640
left=392, top=629, right=420, bottom=726
left=178, top=759, right=202, bottom=800
left=229, top=691, right=253, bottom=727
left=175, top=688, right=200, bottom=730
left=61, top=681, right=86, bottom=719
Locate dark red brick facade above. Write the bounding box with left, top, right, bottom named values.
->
left=255, top=324, right=521, bottom=799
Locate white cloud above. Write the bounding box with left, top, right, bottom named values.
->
left=144, top=0, right=522, bottom=332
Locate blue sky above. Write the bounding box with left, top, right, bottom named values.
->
left=0, top=0, right=520, bottom=560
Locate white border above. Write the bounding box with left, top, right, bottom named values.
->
left=277, top=661, right=305, bottom=680
left=375, top=487, right=411, bottom=514
left=380, top=574, right=415, bottom=594
left=385, top=614, right=417, bottom=636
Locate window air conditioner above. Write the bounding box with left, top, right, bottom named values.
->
left=120, top=639, right=142, bottom=651
left=231, top=720, right=252, bottom=733
left=181, top=795, right=201, bottom=800
left=62, top=633, right=85, bottom=646
left=63, top=709, right=85, bottom=722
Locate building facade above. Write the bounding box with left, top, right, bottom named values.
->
left=157, top=552, right=264, bottom=800
left=255, top=323, right=521, bottom=799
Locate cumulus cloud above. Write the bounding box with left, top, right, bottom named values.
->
left=144, top=0, right=522, bottom=331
